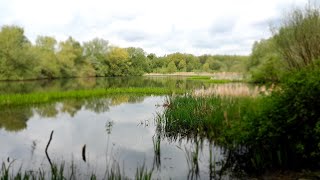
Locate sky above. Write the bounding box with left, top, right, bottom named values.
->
left=0, top=0, right=309, bottom=56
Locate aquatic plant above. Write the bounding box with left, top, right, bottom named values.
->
left=0, top=87, right=185, bottom=107
left=187, top=76, right=243, bottom=83
left=0, top=161, right=153, bottom=180
left=156, top=95, right=261, bottom=144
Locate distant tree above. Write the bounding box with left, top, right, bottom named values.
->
left=202, top=62, right=210, bottom=72
left=167, top=61, right=177, bottom=73
left=106, top=47, right=130, bottom=76
left=83, top=38, right=109, bottom=76
left=56, top=37, right=87, bottom=77
left=185, top=54, right=201, bottom=72
left=178, top=59, right=187, bottom=71
left=35, top=36, right=57, bottom=51
left=126, top=47, right=150, bottom=75
left=248, top=38, right=283, bottom=83
left=147, top=53, right=156, bottom=60
left=0, top=25, right=35, bottom=80
left=33, top=36, right=60, bottom=79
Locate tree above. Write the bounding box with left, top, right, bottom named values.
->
left=202, top=63, right=210, bottom=72
left=56, top=37, right=86, bottom=77
left=32, top=36, right=60, bottom=79
left=126, top=47, right=150, bottom=75
left=0, top=25, right=35, bottom=80
left=106, top=47, right=130, bottom=76
left=83, top=38, right=109, bottom=76
left=185, top=54, right=201, bottom=72
left=167, top=61, right=177, bottom=73
left=273, top=3, right=320, bottom=70
left=248, top=38, right=283, bottom=83
left=178, top=59, right=187, bottom=71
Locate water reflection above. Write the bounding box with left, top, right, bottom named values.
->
left=0, top=77, right=263, bottom=179
left=0, top=95, right=237, bottom=179
left=0, top=76, right=205, bottom=94
left=0, top=95, right=145, bottom=132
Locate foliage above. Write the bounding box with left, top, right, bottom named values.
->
left=0, top=87, right=185, bottom=107
left=158, top=65, right=320, bottom=172
left=242, top=66, right=320, bottom=171
left=0, top=24, right=251, bottom=80
left=0, top=26, right=35, bottom=80
left=273, top=3, right=320, bottom=70
left=247, top=38, right=283, bottom=83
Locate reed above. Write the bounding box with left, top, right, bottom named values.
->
left=156, top=95, right=262, bottom=144
left=0, top=161, right=153, bottom=180
left=0, top=87, right=185, bottom=107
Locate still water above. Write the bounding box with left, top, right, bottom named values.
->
left=0, top=77, right=264, bottom=179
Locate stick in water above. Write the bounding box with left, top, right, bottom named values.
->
left=45, top=130, right=54, bottom=168
left=82, top=144, right=86, bottom=162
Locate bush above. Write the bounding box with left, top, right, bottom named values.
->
left=243, top=65, right=320, bottom=170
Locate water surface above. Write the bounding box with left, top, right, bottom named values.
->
left=0, top=77, right=262, bottom=179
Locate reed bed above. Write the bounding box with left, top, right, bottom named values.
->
left=156, top=95, right=262, bottom=144
left=0, top=87, right=184, bottom=106
left=193, top=83, right=274, bottom=97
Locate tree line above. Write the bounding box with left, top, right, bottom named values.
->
left=0, top=25, right=248, bottom=80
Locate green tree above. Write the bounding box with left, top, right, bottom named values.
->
left=178, top=59, right=187, bottom=71
left=126, top=47, right=150, bottom=75
left=106, top=47, right=130, bottom=76
left=57, top=37, right=87, bottom=77
left=167, top=61, right=177, bottom=73
left=202, top=62, right=210, bottom=72
left=0, top=25, right=35, bottom=80
left=33, top=36, right=60, bottom=79
left=273, top=3, right=320, bottom=70
left=83, top=38, right=109, bottom=76
left=248, top=38, right=282, bottom=83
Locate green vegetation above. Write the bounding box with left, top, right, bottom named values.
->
left=0, top=87, right=184, bottom=107
left=157, top=3, right=320, bottom=174
left=187, top=76, right=241, bottom=83
left=0, top=162, right=153, bottom=180
left=150, top=53, right=248, bottom=74
left=0, top=25, right=249, bottom=80
left=156, top=95, right=261, bottom=142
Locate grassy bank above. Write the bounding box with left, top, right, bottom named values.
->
left=186, top=76, right=243, bottom=83
left=0, top=87, right=185, bottom=106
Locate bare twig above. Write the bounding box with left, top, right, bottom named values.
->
left=45, top=130, right=54, bottom=168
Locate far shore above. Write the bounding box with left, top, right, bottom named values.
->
left=145, top=72, right=243, bottom=76
left=144, top=72, right=245, bottom=80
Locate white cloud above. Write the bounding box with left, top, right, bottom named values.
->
left=0, top=0, right=309, bottom=55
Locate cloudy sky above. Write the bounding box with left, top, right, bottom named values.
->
left=0, top=0, right=308, bottom=55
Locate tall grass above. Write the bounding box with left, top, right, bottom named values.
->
left=156, top=95, right=262, bottom=144
left=0, top=87, right=185, bottom=107
left=0, top=161, right=153, bottom=180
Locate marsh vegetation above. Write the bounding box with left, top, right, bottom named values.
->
left=1, top=2, right=320, bottom=180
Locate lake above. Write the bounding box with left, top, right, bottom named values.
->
left=0, top=77, right=265, bottom=179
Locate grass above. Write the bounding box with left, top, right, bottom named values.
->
left=156, top=95, right=262, bottom=144
left=0, top=161, right=153, bottom=180
left=186, top=76, right=242, bottom=83
left=0, top=87, right=185, bottom=107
